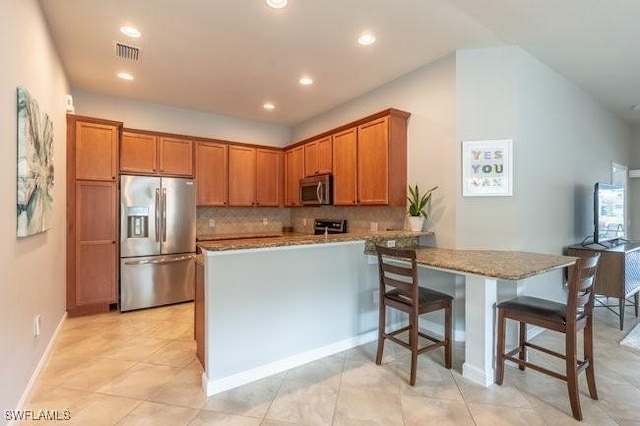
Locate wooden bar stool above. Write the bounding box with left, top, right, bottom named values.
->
left=495, top=253, right=600, bottom=421
left=375, top=245, right=453, bottom=386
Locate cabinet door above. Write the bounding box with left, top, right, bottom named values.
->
left=304, top=141, right=319, bottom=177
left=228, top=146, right=257, bottom=206
left=75, top=121, right=118, bottom=181
left=159, top=137, right=194, bottom=176
left=75, top=181, right=117, bottom=305
left=357, top=117, right=389, bottom=205
left=120, top=132, right=157, bottom=174
left=317, top=136, right=333, bottom=175
left=196, top=142, right=228, bottom=206
left=332, top=128, right=358, bottom=206
left=256, top=149, right=281, bottom=206
left=284, top=146, right=304, bottom=206
left=304, top=136, right=332, bottom=176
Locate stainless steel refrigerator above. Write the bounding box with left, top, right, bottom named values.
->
left=120, top=175, right=196, bottom=311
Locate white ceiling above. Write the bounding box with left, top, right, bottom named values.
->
left=39, top=0, right=640, bottom=126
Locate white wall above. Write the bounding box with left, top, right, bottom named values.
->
left=629, top=125, right=640, bottom=240
left=0, top=0, right=69, bottom=410
left=72, top=90, right=292, bottom=148
left=456, top=46, right=631, bottom=302
left=456, top=46, right=630, bottom=252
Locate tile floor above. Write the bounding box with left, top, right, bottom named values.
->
left=20, top=300, right=640, bottom=425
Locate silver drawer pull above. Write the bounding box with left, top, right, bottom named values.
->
left=125, top=255, right=194, bottom=266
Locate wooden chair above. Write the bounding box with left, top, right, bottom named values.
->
left=375, top=245, right=453, bottom=386
left=495, top=253, right=601, bottom=421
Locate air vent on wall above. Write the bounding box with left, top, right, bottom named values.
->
left=115, top=42, right=140, bottom=61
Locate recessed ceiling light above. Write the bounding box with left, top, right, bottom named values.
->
left=299, top=77, right=313, bottom=86
left=357, top=32, right=376, bottom=46
left=266, top=0, right=287, bottom=9
left=263, top=103, right=275, bottom=110
left=117, top=72, right=134, bottom=81
left=120, top=26, right=141, bottom=38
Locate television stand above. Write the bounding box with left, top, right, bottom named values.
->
left=568, top=241, right=640, bottom=330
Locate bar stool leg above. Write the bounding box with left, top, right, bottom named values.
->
left=410, top=310, right=418, bottom=386
left=495, top=309, right=506, bottom=385
left=376, top=304, right=386, bottom=365
left=444, top=303, right=452, bottom=369
left=566, top=330, right=583, bottom=421
left=519, top=322, right=526, bottom=371
left=584, top=317, right=598, bottom=400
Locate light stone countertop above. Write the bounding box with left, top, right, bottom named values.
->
left=197, top=230, right=430, bottom=252
left=413, top=247, right=577, bottom=280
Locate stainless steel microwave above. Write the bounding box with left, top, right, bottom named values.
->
left=300, top=174, right=333, bottom=205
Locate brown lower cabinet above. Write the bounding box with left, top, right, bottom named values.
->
left=195, top=260, right=205, bottom=368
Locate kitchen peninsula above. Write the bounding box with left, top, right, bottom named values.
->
left=197, top=232, right=576, bottom=395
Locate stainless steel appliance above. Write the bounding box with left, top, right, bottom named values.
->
left=300, top=174, right=333, bottom=205
left=120, top=175, right=196, bottom=311
left=313, top=219, right=347, bottom=235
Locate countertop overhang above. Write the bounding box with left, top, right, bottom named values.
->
left=197, top=230, right=430, bottom=252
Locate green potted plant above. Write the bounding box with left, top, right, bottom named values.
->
left=407, top=184, right=438, bottom=231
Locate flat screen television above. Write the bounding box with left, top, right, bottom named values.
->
left=594, top=182, right=625, bottom=244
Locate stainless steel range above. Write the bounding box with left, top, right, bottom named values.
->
left=313, top=219, right=347, bottom=235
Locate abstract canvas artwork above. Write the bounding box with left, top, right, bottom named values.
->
left=17, top=87, right=54, bottom=237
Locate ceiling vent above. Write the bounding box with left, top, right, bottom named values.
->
left=115, top=42, right=140, bottom=61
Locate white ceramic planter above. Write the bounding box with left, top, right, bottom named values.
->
left=407, top=216, right=424, bottom=232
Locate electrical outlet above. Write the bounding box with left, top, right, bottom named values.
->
left=386, top=240, right=396, bottom=248
left=370, top=222, right=378, bottom=232
left=263, top=217, right=268, bottom=225
left=373, top=290, right=379, bottom=304
left=208, top=219, right=215, bottom=228
left=33, top=314, right=41, bottom=337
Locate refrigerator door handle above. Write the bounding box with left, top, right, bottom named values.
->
left=162, top=188, right=167, bottom=242
left=155, top=188, right=161, bottom=242
left=124, top=255, right=194, bottom=266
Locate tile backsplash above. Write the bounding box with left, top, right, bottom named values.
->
left=197, top=205, right=407, bottom=236
left=290, top=206, right=406, bottom=234
left=197, top=207, right=290, bottom=236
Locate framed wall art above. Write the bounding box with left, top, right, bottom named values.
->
left=17, top=86, right=54, bottom=237
left=462, top=139, right=512, bottom=197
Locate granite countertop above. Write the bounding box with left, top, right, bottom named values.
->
left=198, top=230, right=431, bottom=252
left=413, top=247, right=577, bottom=280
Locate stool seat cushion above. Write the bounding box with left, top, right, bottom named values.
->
left=387, top=286, right=453, bottom=307
left=497, top=296, right=586, bottom=325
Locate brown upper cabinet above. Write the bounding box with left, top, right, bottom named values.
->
left=120, top=132, right=157, bottom=174
left=120, top=131, right=194, bottom=177
left=304, top=136, right=332, bottom=177
left=284, top=146, right=304, bottom=207
left=196, top=141, right=228, bottom=206
left=75, top=121, right=118, bottom=181
left=327, top=109, right=408, bottom=207
left=332, top=127, right=358, bottom=206
left=228, top=146, right=281, bottom=207
left=256, top=149, right=281, bottom=206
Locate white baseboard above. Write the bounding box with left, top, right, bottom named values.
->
left=11, top=312, right=67, bottom=424
left=202, top=330, right=378, bottom=396
left=462, top=362, right=494, bottom=387
left=418, top=317, right=465, bottom=342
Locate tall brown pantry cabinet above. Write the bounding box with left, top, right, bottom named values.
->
left=67, top=115, right=121, bottom=316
